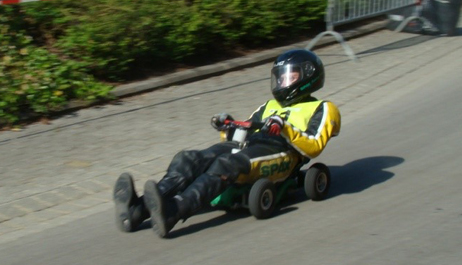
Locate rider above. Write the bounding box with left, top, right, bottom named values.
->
left=113, top=49, right=341, bottom=238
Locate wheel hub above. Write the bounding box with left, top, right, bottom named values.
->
left=316, top=173, right=328, bottom=192
left=260, top=189, right=273, bottom=210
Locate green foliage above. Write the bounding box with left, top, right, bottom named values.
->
left=0, top=13, right=112, bottom=126
left=14, top=0, right=326, bottom=79
left=0, top=0, right=326, bottom=126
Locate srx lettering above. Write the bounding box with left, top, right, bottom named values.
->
left=260, top=160, right=291, bottom=177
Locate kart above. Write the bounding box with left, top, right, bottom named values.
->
left=210, top=119, right=331, bottom=219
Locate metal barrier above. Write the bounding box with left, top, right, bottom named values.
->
left=306, top=0, right=424, bottom=61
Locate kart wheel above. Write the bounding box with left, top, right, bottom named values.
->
left=304, top=163, right=331, bottom=201
left=249, top=178, right=276, bottom=219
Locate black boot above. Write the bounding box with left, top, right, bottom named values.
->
left=113, top=173, right=149, bottom=232
left=143, top=180, right=181, bottom=238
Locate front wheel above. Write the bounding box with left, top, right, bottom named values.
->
left=304, top=163, right=331, bottom=201
left=249, top=178, right=276, bottom=219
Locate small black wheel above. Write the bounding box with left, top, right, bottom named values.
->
left=249, top=178, right=276, bottom=219
left=304, top=163, right=331, bottom=201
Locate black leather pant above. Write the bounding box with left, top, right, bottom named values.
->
left=157, top=141, right=239, bottom=198
left=157, top=138, right=295, bottom=218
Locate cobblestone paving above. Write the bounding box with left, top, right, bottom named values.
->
left=1, top=28, right=461, bottom=243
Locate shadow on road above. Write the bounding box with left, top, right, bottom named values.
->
left=327, top=155, right=404, bottom=198
left=321, top=34, right=439, bottom=67
left=456, top=27, right=462, bottom=36
left=134, top=205, right=251, bottom=238
left=274, top=155, right=403, bottom=208
left=274, top=156, right=404, bottom=213
left=134, top=156, right=404, bottom=237
left=164, top=210, right=250, bottom=239
left=357, top=35, right=439, bottom=55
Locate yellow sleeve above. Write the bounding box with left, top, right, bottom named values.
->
left=281, top=101, right=341, bottom=158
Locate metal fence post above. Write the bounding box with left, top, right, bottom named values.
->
left=394, top=1, right=436, bottom=33
left=306, top=0, right=359, bottom=62
left=306, top=0, right=421, bottom=62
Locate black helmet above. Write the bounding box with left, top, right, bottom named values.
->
left=271, top=49, right=325, bottom=106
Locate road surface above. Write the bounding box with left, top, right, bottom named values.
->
left=1, top=30, right=462, bottom=265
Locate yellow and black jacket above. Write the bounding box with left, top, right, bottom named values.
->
left=248, top=98, right=341, bottom=159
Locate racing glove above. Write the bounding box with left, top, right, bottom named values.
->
left=261, top=115, right=284, bottom=136
left=211, top=113, right=234, bottom=131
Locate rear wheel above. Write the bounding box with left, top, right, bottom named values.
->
left=304, top=163, right=331, bottom=201
left=249, top=178, right=276, bottom=219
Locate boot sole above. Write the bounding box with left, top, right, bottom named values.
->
left=113, top=173, right=136, bottom=232
left=143, top=180, right=168, bottom=238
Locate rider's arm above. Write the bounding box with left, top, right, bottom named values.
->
left=247, top=101, right=268, bottom=122
left=281, top=101, right=341, bottom=159
left=218, top=102, right=269, bottom=141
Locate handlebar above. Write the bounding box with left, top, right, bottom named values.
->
left=223, top=120, right=265, bottom=147
left=223, top=120, right=265, bottom=130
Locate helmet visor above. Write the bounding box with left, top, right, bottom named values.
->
left=271, top=64, right=301, bottom=90
left=271, top=61, right=315, bottom=90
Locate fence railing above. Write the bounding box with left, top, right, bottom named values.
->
left=327, top=0, right=417, bottom=30
left=306, top=0, right=425, bottom=61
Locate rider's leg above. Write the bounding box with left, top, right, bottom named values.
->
left=170, top=143, right=300, bottom=224
left=143, top=151, right=251, bottom=238
left=144, top=142, right=298, bottom=238
left=113, top=173, right=150, bottom=232
left=143, top=173, right=224, bottom=238
left=175, top=152, right=252, bottom=217
left=156, top=141, right=238, bottom=198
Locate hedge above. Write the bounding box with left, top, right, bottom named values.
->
left=0, top=10, right=113, bottom=126
left=0, top=0, right=326, bottom=126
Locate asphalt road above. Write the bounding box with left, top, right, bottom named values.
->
left=1, top=34, right=462, bottom=265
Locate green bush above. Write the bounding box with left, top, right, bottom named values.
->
left=1, top=0, right=326, bottom=126
left=0, top=15, right=112, bottom=126
left=17, top=0, right=326, bottom=79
